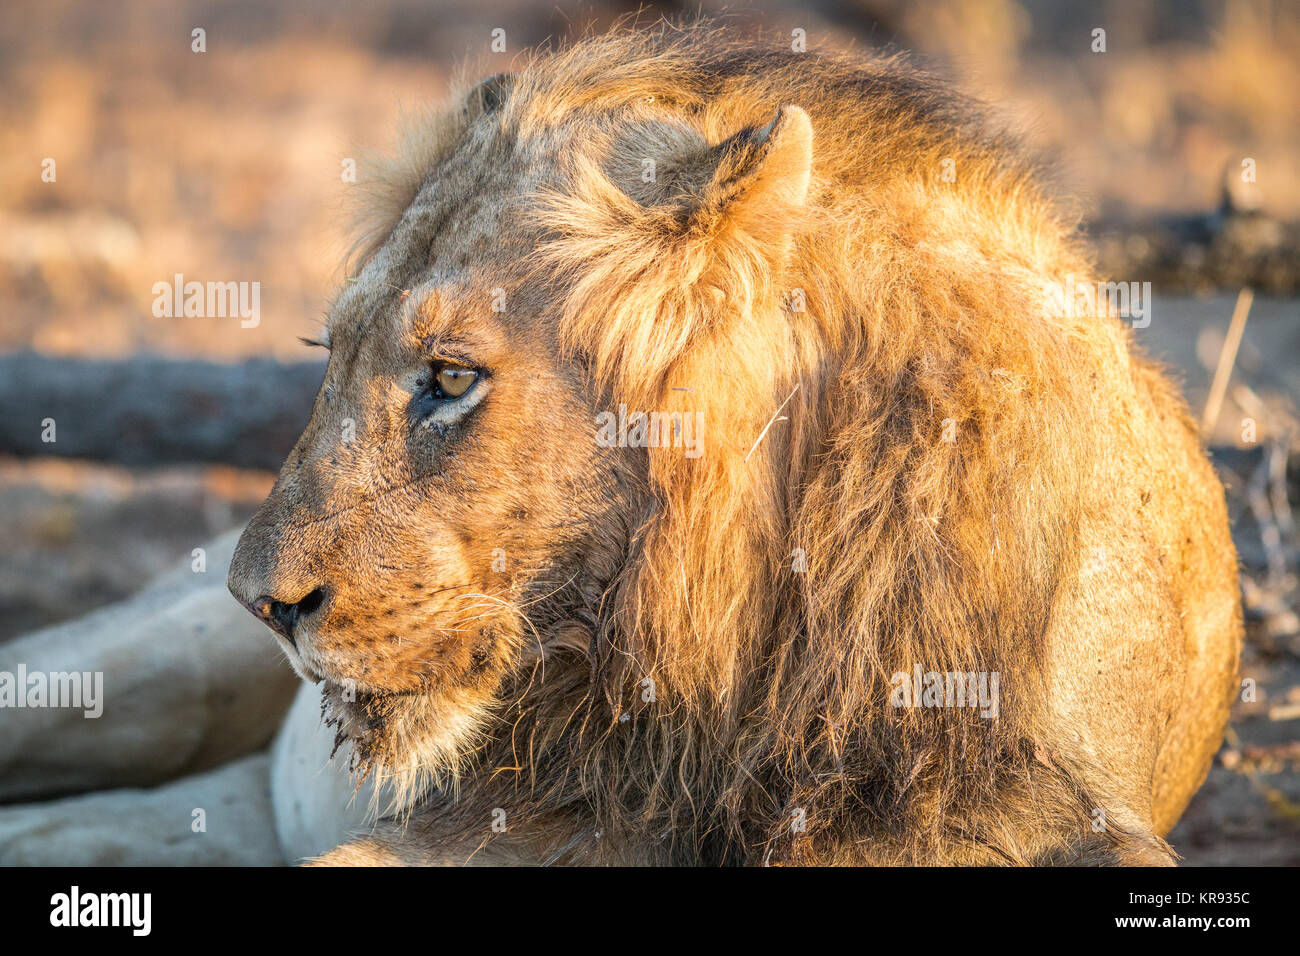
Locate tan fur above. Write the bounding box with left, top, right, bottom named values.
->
left=228, top=25, right=1241, bottom=865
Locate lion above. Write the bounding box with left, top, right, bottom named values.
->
left=0, top=26, right=1241, bottom=866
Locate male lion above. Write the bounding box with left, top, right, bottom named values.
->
left=0, top=27, right=1241, bottom=866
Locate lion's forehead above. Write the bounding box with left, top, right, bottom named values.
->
left=326, top=97, right=674, bottom=355
left=329, top=216, right=508, bottom=348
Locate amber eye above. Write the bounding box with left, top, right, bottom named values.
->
left=434, top=364, right=478, bottom=399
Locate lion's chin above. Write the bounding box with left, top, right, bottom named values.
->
left=320, top=681, right=492, bottom=815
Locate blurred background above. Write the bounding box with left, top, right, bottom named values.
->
left=1, top=0, right=1297, bottom=863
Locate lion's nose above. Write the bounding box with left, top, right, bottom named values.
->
left=245, top=586, right=328, bottom=645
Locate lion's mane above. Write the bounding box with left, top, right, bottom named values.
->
left=344, top=25, right=1221, bottom=865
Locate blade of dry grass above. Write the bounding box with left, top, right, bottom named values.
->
left=1201, top=287, right=1255, bottom=436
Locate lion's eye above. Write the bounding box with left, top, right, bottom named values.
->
left=433, top=364, right=478, bottom=399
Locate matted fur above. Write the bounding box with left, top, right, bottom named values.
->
left=231, top=24, right=1241, bottom=865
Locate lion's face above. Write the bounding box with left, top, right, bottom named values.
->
left=229, top=67, right=815, bottom=787
left=227, top=123, right=637, bottom=778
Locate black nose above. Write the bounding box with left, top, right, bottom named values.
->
left=248, top=587, right=327, bottom=645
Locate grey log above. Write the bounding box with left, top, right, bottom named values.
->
left=0, top=351, right=325, bottom=471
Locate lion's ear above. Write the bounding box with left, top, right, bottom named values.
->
left=689, top=105, right=813, bottom=249
left=614, top=107, right=814, bottom=248
left=464, top=72, right=513, bottom=119
left=536, top=106, right=813, bottom=407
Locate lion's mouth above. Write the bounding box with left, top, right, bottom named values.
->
left=289, top=645, right=435, bottom=698
left=331, top=685, right=427, bottom=709
left=321, top=672, right=436, bottom=699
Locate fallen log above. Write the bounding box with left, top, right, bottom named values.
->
left=0, top=351, right=325, bottom=472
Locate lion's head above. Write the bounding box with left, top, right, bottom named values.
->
left=228, top=29, right=1182, bottom=863
left=227, top=36, right=820, bottom=801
